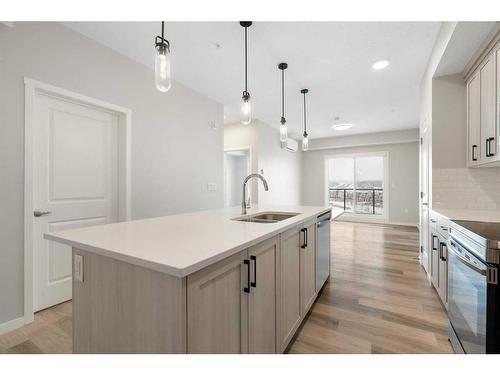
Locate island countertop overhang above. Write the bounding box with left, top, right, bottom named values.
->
left=44, top=205, right=343, bottom=278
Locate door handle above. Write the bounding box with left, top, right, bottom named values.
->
left=250, top=255, right=257, bottom=288
left=34, top=210, right=52, bottom=217
left=489, top=137, right=495, bottom=156
left=243, top=259, right=250, bottom=293
left=301, top=228, right=308, bottom=249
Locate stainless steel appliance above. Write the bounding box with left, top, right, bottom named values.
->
left=448, top=220, right=500, bottom=354
left=316, top=211, right=331, bottom=291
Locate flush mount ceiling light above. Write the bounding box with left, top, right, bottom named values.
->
left=372, top=59, right=389, bottom=70
left=301, top=89, right=309, bottom=152
left=332, top=123, right=353, bottom=131
left=278, top=62, right=288, bottom=146
left=240, top=21, right=252, bottom=125
left=154, top=21, right=172, bottom=92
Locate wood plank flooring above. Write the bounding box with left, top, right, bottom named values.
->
left=0, top=221, right=453, bottom=354
left=288, top=221, right=453, bottom=354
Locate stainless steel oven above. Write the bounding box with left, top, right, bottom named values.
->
left=448, top=220, right=500, bottom=354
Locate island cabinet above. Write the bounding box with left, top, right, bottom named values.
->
left=72, top=217, right=325, bottom=354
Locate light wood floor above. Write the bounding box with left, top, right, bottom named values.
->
left=0, top=221, right=453, bottom=354
left=289, top=221, right=453, bottom=354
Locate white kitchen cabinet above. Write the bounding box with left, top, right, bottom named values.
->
left=430, top=231, right=439, bottom=289
left=467, top=70, right=481, bottom=165
left=438, top=239, right=448, bottom=308
left=480, top=56, right=496, bottom=160
left=187, top=250, right=249, bottom=353
left=466, top=39, right=500, bottom=167
left=300, top=222, right=317, bottom=316
left=248, top=236, right=279, bottom=354
left=278, top=226, right=302, bottom=352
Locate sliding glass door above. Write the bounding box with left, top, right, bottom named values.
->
left=327, top=153, right=387, bottom=218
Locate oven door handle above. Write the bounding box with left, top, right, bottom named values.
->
left=448, top=246, right=487, bottom=276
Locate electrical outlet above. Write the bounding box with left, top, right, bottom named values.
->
left=74, top=254, right=84, bottom=282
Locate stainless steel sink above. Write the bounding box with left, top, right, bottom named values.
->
left=232, top=211, right=299, bottom=223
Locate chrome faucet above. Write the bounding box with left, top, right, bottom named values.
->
left=242, top=173, right=269, bottom=215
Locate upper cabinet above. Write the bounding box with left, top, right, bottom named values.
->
left=466, top=40, right=500, bottom=166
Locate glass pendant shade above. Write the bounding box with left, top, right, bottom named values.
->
left=155, top=44, right=171, bottom=92
left=302, top=134, right=309, bottom=151
left=280, top=122, right=288, bottom=143
left=241, top=95, right=251, bottom=125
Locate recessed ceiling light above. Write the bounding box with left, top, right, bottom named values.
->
left=332, top=123, right=352, bottom=131
left=372, top=60, right=390, bottom=70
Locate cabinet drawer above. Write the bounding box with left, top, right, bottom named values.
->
left=429, top=212, right=438, bottom=232
left=437, top=216, right=449, bottom=240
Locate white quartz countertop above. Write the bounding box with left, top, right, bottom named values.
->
left=432, top=208, right=500, bottom=223
left=45, top=205, right=343, bottom=277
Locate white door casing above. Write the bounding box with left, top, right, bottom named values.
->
left=25, top=78, right=131, bottom=319
left=420, top=123, right=430, bottom=273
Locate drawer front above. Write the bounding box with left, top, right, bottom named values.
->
left=437, top=216, right=449, bottom=240
left=429, top=212, right=438, bottom=232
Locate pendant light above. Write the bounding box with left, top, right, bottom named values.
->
left=154, top=21, right=172, bottom=92
left=278, top=63, right=288, bottom=145
left=301, top=89, right=309, bottom=151
left=240, top=21, right=252, bottom=125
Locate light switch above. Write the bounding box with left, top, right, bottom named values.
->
left=74, top=254, right=84, bottom=282
left=207, top=183, right=217, bottom=191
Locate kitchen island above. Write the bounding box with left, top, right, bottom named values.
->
left=45, top=205, right=342, bottom=353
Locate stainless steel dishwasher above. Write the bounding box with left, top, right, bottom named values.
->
left=316, top=211, right=332, bottom=291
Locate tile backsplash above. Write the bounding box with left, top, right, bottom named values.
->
left=433, top=168, right=500, bottom=210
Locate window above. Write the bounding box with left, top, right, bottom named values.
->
left=327, top=153, right=387, bottom=217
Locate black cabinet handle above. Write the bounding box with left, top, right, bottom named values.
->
left=439, top=242, right=447, bottom=261
left=250, top=255, right=257, bottom=288
left=489, top=137, right=495, bottom=156
left=301, top=228, right=307, bottom=248
left=486, top=138, right=491, bottom=157
left=244, top=259, right=250, bottom=293
left=472, top=145, right=477, bottom=161
left=305, top=228, right=308, bottom=248
left=432, top=235, right=438, bottom=251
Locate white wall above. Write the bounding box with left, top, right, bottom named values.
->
left=256, top=121, right=302, bottom=206
left=302, top=136, right=419, bottom=225
left=223, top=120, right=302, bottom=207
left=0, top=23, right=224, bottom=326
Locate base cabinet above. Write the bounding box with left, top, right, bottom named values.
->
left=428, top=211, right=449, bottom=309
left=278, top=226, right=302, bottom=351
left=431, top=232, right=439, bottom=289
left=187, top=250, right=249, bottom=353
left=248, top=237, right=279, bottom=354
left=438, top=241, right=448, bottom=307
left=300, top=222, right=317, bottom=316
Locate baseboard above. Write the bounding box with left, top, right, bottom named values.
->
left=337, top=216, right=418, bottom=228
left=0, top=316, right=26, bottom=335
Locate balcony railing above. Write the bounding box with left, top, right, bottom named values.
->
left=329, top=188, right=383, bottom=215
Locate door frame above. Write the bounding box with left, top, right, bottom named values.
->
left=23, top=77, right=132, bottom=324
left=223, top=146, right=252, bottom=207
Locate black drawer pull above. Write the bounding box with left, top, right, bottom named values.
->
left=244, top=259, right=250, bottom=293
left=250, top=255, right=257, bottom=288
left=472, top=145, right=477, bottom=161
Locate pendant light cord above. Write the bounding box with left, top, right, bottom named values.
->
left=244, top=26, right=248, bottom=93
left=281, top=69, right=285, bottom=118
left=161, top=21, right=164, bottom=41
left=303, top=91, right=307, bottom=134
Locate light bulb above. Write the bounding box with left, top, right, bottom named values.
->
left=241, top=95, right=251, bottom=125
left=155, top=44, right=171, bottom=92
left=302, top=134, right=309, bottom=151
left=280, top=122, right=288, bottom=144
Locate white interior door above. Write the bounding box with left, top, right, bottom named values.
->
left=224, top=150, right=250, bottom=208
left=33, top=92, right=119, bottom=312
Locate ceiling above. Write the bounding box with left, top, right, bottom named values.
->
left=63, top=22, right=441, bottom=139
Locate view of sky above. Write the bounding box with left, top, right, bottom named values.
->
left=329, top=156, right=384, bottom=188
